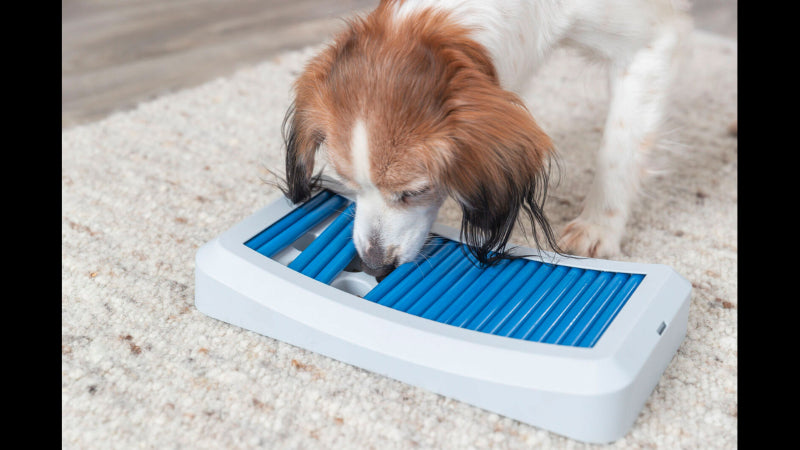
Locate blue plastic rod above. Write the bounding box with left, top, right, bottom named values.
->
left=386, top=242, right=464, bottom=310
left=315, top=225, right=358, bottom=284
left=424, top=254, right=496, bottom=323
left=374, top=241, right=459, bottom=307
left=561, top=273, right=629, bottom=347
left=535, top=270, right=603, bottom=343
left=254, top=194, right=348, bottom=257
left=488, top=265, right=569, bottom=336
left=510, top=267, right=587, bottom=341
left=288, top=203, right=355, bottom=272
left=446, top=258, right=523, bottom=328
left=468, top=261, right=547, bottom=332
left=579, top=274, right=644, bottom=348
left=362, top=237, right=448, bottom=302
left=547, top=272, right=612, bottom=345
left=405, top=248, right=477, bottom=317
left=300, top=219, right=354, bottom=279
left=245, top=190, right=334, bottom=250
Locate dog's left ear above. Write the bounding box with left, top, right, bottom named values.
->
left=281, top=22, right=358, bottom=204
left=282, top=101, right=325, bottom=204
left=436, top=79, right=560, bottom=265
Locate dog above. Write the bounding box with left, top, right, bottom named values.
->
left=282, top=0, right=691, bottom=277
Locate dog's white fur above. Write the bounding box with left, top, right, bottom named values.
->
left=286, top=0, right=691, bottom=273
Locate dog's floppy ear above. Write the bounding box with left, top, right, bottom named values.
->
left=437, top=79, right=561, bottom=265
left=282, top=101, right=324, bottom=204
left=281, top=23, right=359, bottom=204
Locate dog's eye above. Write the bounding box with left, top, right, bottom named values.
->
left=399, top=186, right=431, bottom=203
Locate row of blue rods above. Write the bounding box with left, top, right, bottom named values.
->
left=245, top=190, right=643, bottom=347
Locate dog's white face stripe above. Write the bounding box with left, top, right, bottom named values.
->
left=348, top=119, right=442, bottom=268
left=351, top=119, right=373, bottom=189
left=350, top=119, right=384, bottom=259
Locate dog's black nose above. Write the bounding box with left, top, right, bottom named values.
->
left=359, top=239, right=397, bottom=280
left=362, top=262, right=395, bottom=281
left=348, top=251, right=396, bottom=281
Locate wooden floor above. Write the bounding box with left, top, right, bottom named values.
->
left=61, top=0, right=736, bottom=129
left=62, top=0, right=379, bottom=128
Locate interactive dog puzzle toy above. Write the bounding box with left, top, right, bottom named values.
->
left=194, top=181, right=691, bottom=444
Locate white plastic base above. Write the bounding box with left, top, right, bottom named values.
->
left=194, top=189, right=691, bottom=444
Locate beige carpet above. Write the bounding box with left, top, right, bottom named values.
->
left=62, top=30, right=737, bottom=448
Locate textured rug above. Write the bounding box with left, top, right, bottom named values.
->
left=62, top=29, right=737, bottom=448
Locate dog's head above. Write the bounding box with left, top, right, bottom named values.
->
left=282, top=5, right=558, bottom=276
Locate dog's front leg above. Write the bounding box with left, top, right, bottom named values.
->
left=559, top=29, right=683, bottom=257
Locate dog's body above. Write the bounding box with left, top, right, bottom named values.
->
left=283, top=0, right=691, bottom=276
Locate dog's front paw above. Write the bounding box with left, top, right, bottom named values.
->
left=558, top=218, right=622, bottom=258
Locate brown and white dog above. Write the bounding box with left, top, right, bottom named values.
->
left=282, top=0, right=691, bottom=277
